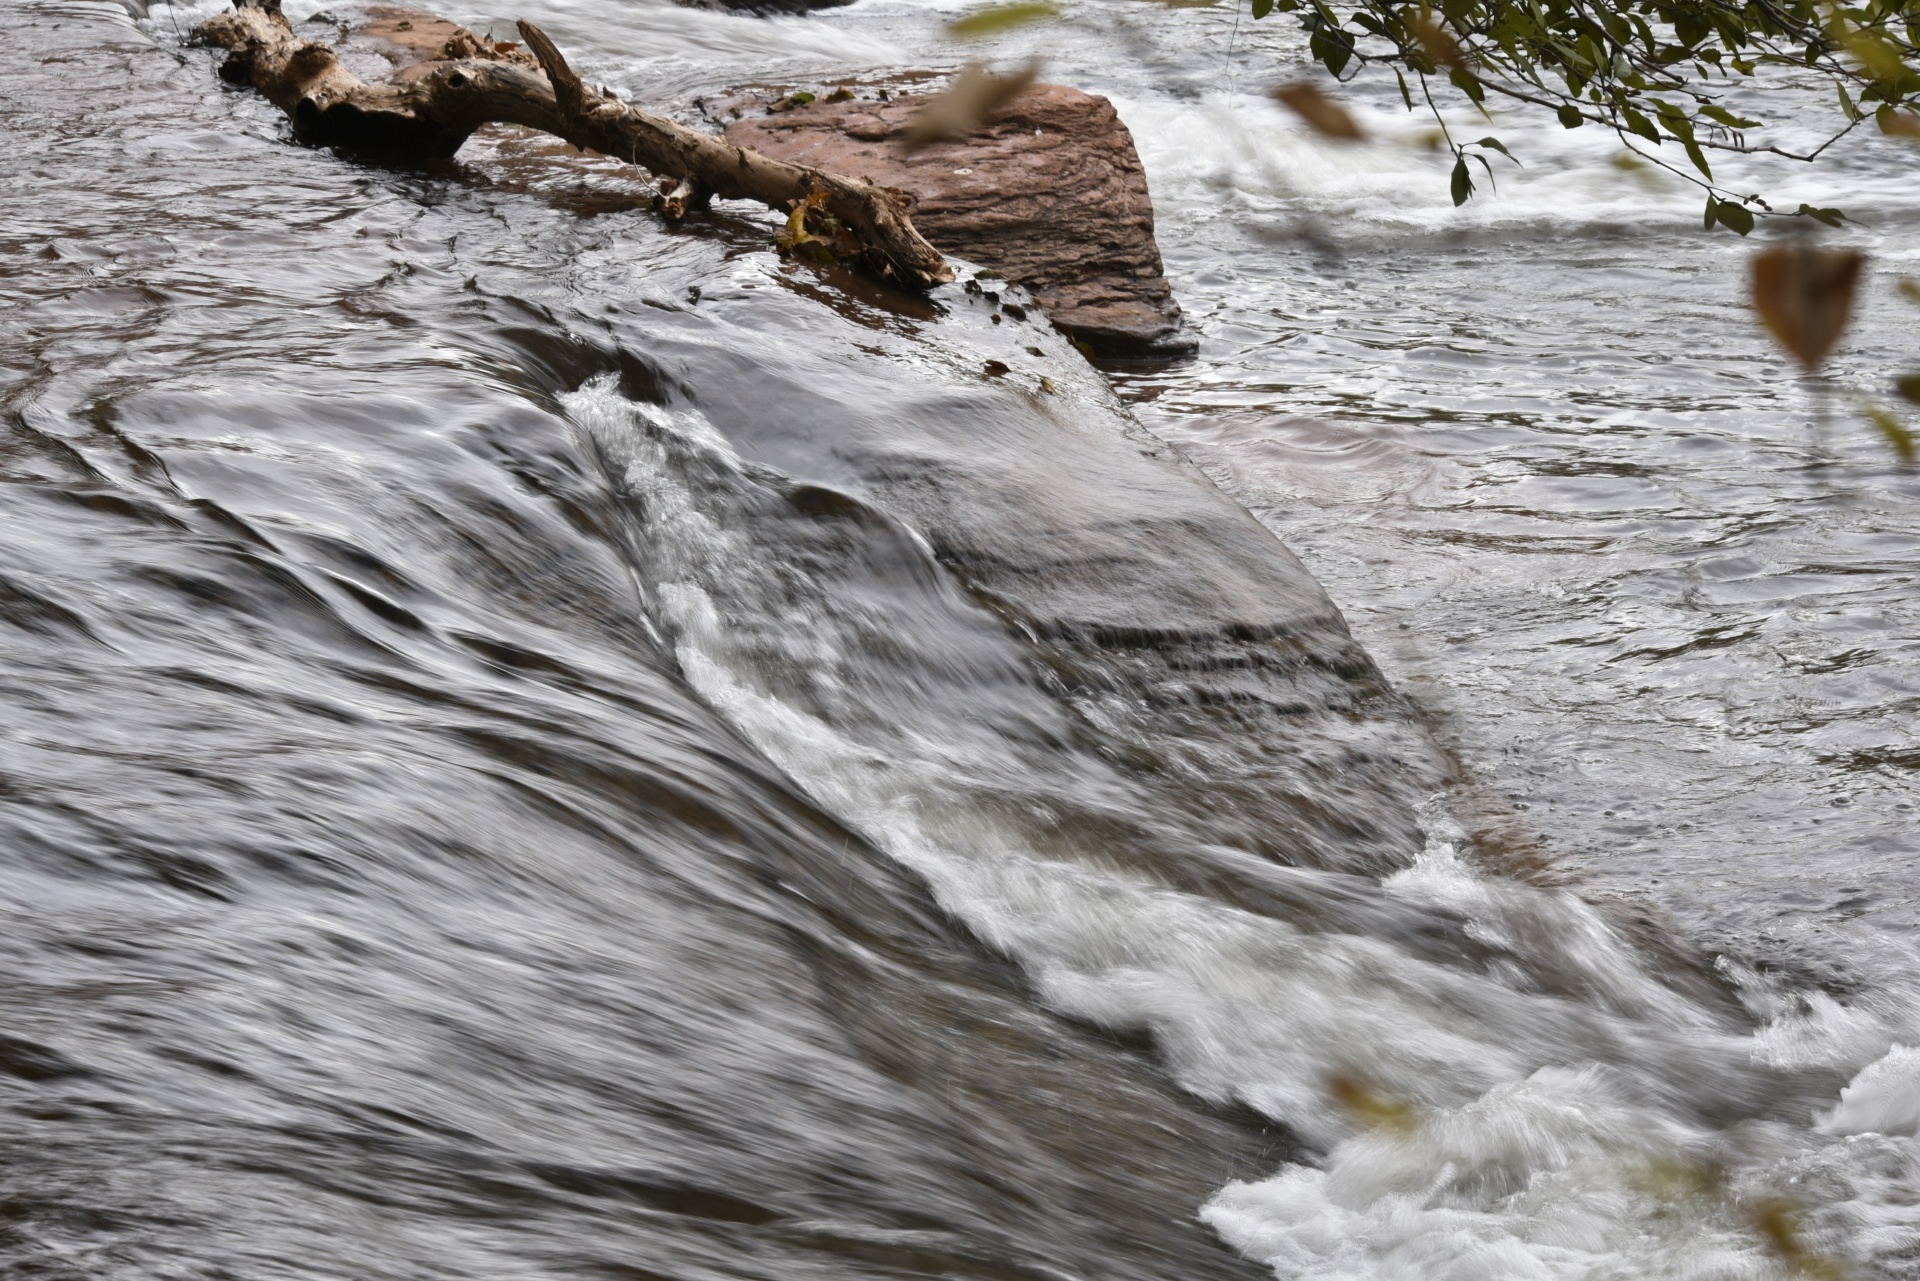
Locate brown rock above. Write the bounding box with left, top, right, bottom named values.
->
left=342, top=6, right=535, bottom=78
left=726, top=83, right=1193, bottom=359
left=346, top=7, right=463, bottom=67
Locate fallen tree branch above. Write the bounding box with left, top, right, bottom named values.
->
left=190, top=0, right=953, bottom=289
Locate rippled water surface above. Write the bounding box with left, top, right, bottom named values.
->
left=4, top=0, right=1919, bottom=1277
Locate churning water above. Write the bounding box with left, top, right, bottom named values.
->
left=3, top=0, right=1918, bottom=1278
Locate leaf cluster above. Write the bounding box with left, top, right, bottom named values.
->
left=1247, top=0, right=1920, bottom=225
left=775, top=186, right=854, bottom=265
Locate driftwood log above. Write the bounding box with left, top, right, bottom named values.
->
left=190, top=0, right=952, bottom=289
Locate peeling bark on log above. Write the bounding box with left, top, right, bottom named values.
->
left=190, top=0, right=952, bottom=289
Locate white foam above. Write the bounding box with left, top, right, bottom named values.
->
left=564, top=375, right=1920, bottom=1281
left=1823, top=1046, right=1920, bottom=1138
left=1204, top=1068, right=1761, bottom=1281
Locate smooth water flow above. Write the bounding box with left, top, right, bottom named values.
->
left=3, top=0, right=1917, bottom=1278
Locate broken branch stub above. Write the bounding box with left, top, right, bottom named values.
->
left=189, top=1, right=952, bottom=289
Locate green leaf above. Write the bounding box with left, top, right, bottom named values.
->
left=1622, top=107, right=1662, bottom=143
left=1703, top=194, right=1718, bottom=229
left=1449, top=66, right=1486, bottom=104
left=1475, top=135, right=1520, bottom=163
left=946, top=0, right=1059, bottom=36
left=1395, top=68, right=1414, bottom=110
left=1714, top=199, right=1754, bottom=235
left=1893, top=373, right=1920, bottom=405
left=1450, top=154, right=1474, bottom=205
left=1683, top=135, right=1712, bottom=178
left=1866, top=405, right=1917, bottom=462
left=1838, top=82, right=1861, bottom=122
left=1697, top=103, right=1761, bottom=129
left=1795, top=202, right=1848, bottom=227
left=1558, top=103, right=1585, bottom=128
left=1652, top=98, right=1692, bottom=132
left=1251, top=0, right=1274, bottom=18
left=1311, top=25, right=1353, bottom=77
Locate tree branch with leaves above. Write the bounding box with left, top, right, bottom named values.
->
left=1248, top=0, right=1920, bottom=228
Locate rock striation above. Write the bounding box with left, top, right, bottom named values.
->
left=725, top=83, right=1194, bottom=359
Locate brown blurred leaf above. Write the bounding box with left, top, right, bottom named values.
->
left=1831, top=14, right=1907, bottom=83
left=1751, top=244, right=1865, bottom=371
left=902, top=61, right=1041, bottom=152
left=1876, top=105, right=1920, bottom=138
left=1409, top=8, right=1467, bottom=70
left=1271, top=82, right=1367, bottom=141
left=1633, top=1157, right=1727, bottom=1203
left=1752, top=1198, right=1847, bottom=1281
left=1328, top=1074, right=1421, bottom=1133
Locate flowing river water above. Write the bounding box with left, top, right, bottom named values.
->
left=4, top=0, right=1919, bottom=1277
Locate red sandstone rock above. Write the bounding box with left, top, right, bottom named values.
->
left=725, top=83, right=1193, bottom=359
left=339, top=6, right=536, bottom=77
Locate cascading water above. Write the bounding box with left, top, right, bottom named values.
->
left=3, top=0, right=1917, bottom=1277
left=566, top=360, right=1920, bottom=1278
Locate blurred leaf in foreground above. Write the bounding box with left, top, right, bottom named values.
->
left=1229, top=0, right=1920, bottom=229
left=947, top=2, right=1060, bottom=38
left=1271, top=82, right=1366, bottom=141
left=1876, top=106, right=1920, bottom=138
left=1327, top=1074, right=1421, bottom=1134
left=903, top=61, right=1042, bottom=152
left=1407, top=6, right=1466, bottom=71
left=1752, top=1198, right=1848, bottom=1281
left=1751, top=244, right=1865, bottom=371
left=1865, top=405, right=1917, bottom=462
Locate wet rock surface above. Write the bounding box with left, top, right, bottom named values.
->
left=330, top=5, right=536, bottom=76
left=724, top=84, right=1194, bottom=359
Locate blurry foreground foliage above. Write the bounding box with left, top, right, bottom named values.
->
left=937, top=0, right=1918, bottom=458
left=1239, top=0, right=1920, bottom=229
left=950, top=0, right=1920, bottom=226
left=1748, top=244, right=1917, bottom=460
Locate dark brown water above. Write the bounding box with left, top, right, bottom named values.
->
left=5, top=1, right=1919, bottom=1278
